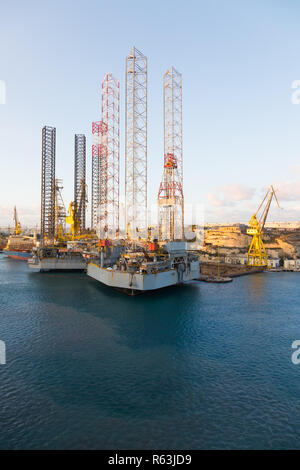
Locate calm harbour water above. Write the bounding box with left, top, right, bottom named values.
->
left=0, top=253, right=300, bottom=449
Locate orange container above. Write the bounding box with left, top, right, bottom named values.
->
left=147, top=242, right=157, bottom=251
left=99, top=239, right=110, bottom=247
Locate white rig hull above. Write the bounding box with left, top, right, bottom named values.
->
left=28, top=257, right=86, bottom=272
left=87, top=260, right=200, bottom=293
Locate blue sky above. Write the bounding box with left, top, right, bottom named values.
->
left=1, top=0, right=300, bottom=226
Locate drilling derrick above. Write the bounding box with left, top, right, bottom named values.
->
left=99, top=73, right=120, bottom=239
left=125, top=47, right=147, bottom=239
left=158, top=67, right=184, bottom=241
left=74, top=134, right=87, bottom=233
left=41, top=126, right=56, bottom=247
left=91, top=121, right=102, bottom=230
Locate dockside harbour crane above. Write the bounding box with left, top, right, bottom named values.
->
left=247, top=185, right=280, bottom=267
left=13, top=206, right=22, bottom=235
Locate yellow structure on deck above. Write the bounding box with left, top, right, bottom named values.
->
left=66, top=202, right=80, bottom=240
left=65, top=180, right=88, bottom=241
left=54, top=179, right=66, bottom=242
left=247, top=185, right=280, bottom=267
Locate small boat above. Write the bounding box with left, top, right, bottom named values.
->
left=203, top=276, right=233, bottom=283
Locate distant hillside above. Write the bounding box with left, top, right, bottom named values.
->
left=201, top=224, right=300, bottom=260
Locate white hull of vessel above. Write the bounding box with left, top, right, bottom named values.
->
left=87, top=260, right=200, bottom=293
left=28, top=257, right=86, bottom=271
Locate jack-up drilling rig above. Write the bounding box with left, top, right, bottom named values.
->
left=158, top=67, right=184, bottom=241
left=87, top=53, right=200, bottom=294
left=247, top=185, right=280, bottom=267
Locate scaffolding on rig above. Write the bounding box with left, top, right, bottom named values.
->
left=99, top=73, right=120, bottom=240
left=158, top=67, right=184, bottom=241
left=41, top=126, right=56, bottom=247
left=74, top=134, right=87, bottom=233
left=125, top=47, right=147, bottom=239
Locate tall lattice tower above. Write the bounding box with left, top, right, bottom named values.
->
left=74, top=134, right=87, bottom=233
left=41, top=126, right=56, bottom=246
left=91, top=122, right=101, bottom=230
left=158, top=67, right=184, bottom=241
left=125, top=47, right=147, bottom=238
left=99, top=73, right=120, bottom=239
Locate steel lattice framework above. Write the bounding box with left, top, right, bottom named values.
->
left=74, top=134, right=87, bottom=232
left=91, top=122, right=101, bottom=229
left=125, top=47, right=147, bottom=238
left=41, top=126, right=56, bottom=246
left=158, top=67, right=184, bottom=241
left=99, top=73, right=120, bottom=239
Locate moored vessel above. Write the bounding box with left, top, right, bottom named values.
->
left=87, top=241, right=200, bottom=295
left=3, top=239, right=34, bottom=260
left=3, top=207, right=36, bottom=260
left=28, top=247, right=86, bottom=271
